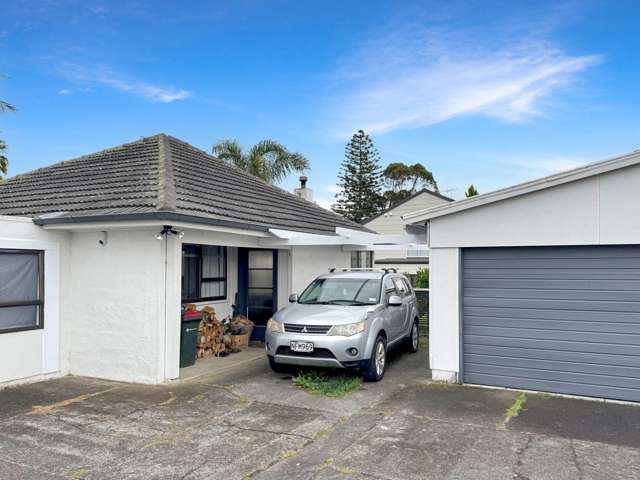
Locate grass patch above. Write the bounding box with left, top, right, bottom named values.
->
left=293, top=370, right=362, bottom=398
left=500, top=392, right=528, bottom=429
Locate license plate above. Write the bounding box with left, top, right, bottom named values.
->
left=290, top=341, right=314, bottom=353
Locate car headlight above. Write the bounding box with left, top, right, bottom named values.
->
left=266, top=318, right=284, bottom=333
left=328, top=320, right=367, bottom=337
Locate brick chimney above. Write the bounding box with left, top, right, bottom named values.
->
left=294, top=175, right=313, bottom=201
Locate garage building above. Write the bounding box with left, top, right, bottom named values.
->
left=404, top=150, right=640, bottom=402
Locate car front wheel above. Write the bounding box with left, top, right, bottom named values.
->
left=363, top=335, right=387, bottom=382
left=406, top=319, right=419, bottom=353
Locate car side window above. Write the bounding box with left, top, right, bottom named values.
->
left=392, top=277, right=407, bottom=296
left=384, top=277, right=397, bottom=303
left=402, top=278, right=413, bottom=295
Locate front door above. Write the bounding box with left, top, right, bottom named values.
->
left=237, top=249, right=278, bottom=341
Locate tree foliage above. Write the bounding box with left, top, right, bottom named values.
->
left=414, top=267, right=429, bottom=288
left=465, top=184, right=479, bottom=197
left=0, top=77, right=15, bottom=180
left=212, top=139, right=309, bottom=184
left=381, top=162, right=438, bottom=208
left=332, top=130, right=384, bottom=222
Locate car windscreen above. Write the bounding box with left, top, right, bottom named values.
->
left=298, top=278, right=381, bottom=306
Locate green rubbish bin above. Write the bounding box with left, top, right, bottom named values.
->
left=180, top=312, right=202, bottom=368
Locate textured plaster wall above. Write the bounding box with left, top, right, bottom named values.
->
left=0, top=216, right=70, bottom=386
left=67, top=229, right=165, bottom=384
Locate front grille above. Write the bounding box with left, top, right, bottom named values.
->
left=276, top=346, right=336, bottom=359
left=284, top=323, right=331, bottom=334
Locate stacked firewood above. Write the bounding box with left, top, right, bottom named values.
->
left=196, top=306, right=226, bottom=358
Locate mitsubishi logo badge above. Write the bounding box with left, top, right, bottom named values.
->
left=302, top=326, right=308, bottom=333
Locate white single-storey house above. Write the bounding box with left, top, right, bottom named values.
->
left=403, top=149, right=640, bottom=403
left=0, top=134, right=423, bottom=387
left=363, top=189, right=452, bottom=275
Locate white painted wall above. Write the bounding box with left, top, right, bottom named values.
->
left=67, top=229, right=166, bottom=384
left=429, top=165, right=640, bottom=248
left=428, top=248, right=460, bottom=382
left=289, top=245, right=350, bottom=294
left=0, top=216, right=70, bottom=387
left=365, top=191, right=449, bottom=259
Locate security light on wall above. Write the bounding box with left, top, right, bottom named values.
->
left=155, top=225, right=184, bottom=240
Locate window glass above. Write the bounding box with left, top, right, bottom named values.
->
left=402, top=278, right=413, bottom=294
left=407, top=245, right=429, bottom=257
left=298, top=278, right=381, bottom=305
left=181, top=245, right=227, bottom=302
left=350, top=251, right=373, bottom=268
left=384, top=277, right=397, bottom=302
left=0, top=250, right=44, bottom=333
left=393, top=277, right=408, bottom=296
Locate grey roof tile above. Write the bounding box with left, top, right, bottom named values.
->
left=0, top=134, right=368, bottom=234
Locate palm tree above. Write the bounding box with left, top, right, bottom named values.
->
left=0, top=100, right=15, bottom=112
left=0, top=139, right=8, bottom=177
left=213, top=139, right=309, bottom=184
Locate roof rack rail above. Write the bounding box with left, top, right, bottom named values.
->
left=328, top=267, right=398, bottom=274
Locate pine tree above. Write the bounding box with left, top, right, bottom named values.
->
left=332, top=130, right=384, bottom=222
left=465, top=184, right=479, bottom=197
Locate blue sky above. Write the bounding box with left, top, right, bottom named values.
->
left=1, top=1, right=639, bottom=207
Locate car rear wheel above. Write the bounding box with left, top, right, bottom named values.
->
left=406, top=319, right=419, bottom=353
left=363, top=335, right=386, bottom=382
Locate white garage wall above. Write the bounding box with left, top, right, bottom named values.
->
left=429, top=247, right=460, bottom=382
left=0, top=216, right=70, bottom=387
left=429, top=164, right=640, bottom=249
left=67, top=229, right=166, bottom=384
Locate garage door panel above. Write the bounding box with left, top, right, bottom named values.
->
left=462, top=246, right=640, bottom=402
left=463, top=373, right=640, bottom=403
left=465, top=316, right=640, bottom=335
left=463, top=363, right=640, bottom=391
left=465, top=344, right=640, bottom=368
left=464, top=245, right=640, bottom=259
left=463, top=257, right=640, bottom=270
left=465, top=296, right=640, bottom=313
left=464, top=287, right=640, bottom=302
left=464, top=306, right=640, bottom=324
left=464, top=278, right=640, bottom=291
left=465, top=325, right=640, bottom=345
left=464, top=268, right=640, bottom=280
left=464, top=334, right=640, bottom=356
left=464, top=353, right=640, bottom=378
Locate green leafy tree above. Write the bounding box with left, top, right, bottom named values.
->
left=415, top=267, right=429, bottom=288
left=465, top=185, right=479, bottom=198
left=0, top=84, right=16, bottom=180
left=332, top=130, right=384, bottom=222
left=212, top=139, right=309, bottom=184
left=382, top=162, right=438, bottom=208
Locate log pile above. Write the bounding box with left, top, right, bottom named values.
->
left=196, top=306, right=226, bottom=358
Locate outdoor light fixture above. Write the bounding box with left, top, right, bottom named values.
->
left=155, top=225, right=184, bottom=240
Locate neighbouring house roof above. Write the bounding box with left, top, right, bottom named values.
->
left=0, top=134, right=369, bottom=235
left=363, top=188, right=453, bottom=225
left=403, top=149, right=640, bottom=222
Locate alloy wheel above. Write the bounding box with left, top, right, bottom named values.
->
left=375, top=341, right=386, bottom=376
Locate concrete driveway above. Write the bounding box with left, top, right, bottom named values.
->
left=1, top=347, right=639, bottom=480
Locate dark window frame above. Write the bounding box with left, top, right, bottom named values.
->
left=351, top=250, right=373, bottom=268
left=181, top=244, right=227, bottom=303
left=0, top=248, right=45, bottom=334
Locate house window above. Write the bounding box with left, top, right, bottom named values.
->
left=0, top=249, right=44, bottom=334
left=351, top=251, right=373, bottom=268
left=181, top=244, right=227, bottom=302
left=407, top=244, right=429, bottom=258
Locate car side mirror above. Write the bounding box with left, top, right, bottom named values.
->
left=289, top=293, right=298, bottom=303
left=388, top=295, right=403, bottom=307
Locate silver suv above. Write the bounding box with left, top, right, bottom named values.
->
left=265, top=269, right=420, bottom=381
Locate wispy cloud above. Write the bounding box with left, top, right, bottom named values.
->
left=504, top=155, right=587, bottom=178
left=58, top=63, right=190, bottom=103
left=331, top=14, right=601, bottom=136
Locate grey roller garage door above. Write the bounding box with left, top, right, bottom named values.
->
left=462, top=245, right=640, bottom=402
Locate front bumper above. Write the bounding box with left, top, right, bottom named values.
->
left=265, top=330, right=368, bottom=369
